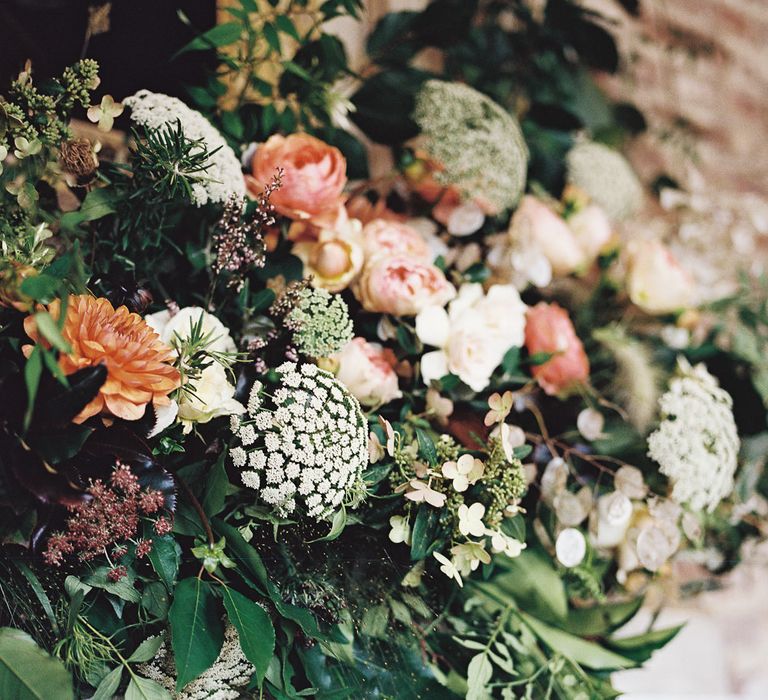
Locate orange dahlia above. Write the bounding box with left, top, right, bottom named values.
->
left=24, top=295, right=181, bottom=423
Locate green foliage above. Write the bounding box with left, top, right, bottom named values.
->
left=168, top=578, right=225, bottom=690
left=0, top=627, right=74, bottom=700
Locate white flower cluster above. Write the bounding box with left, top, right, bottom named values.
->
left=137, top=626, right=253, bottom=700
left=648, top=359, right=739, bottom=512
left=124, top=89, right=245, bottom=207
left=566, top=140, right=643, bottom=221
left=230, top=362, right=367, bottom=520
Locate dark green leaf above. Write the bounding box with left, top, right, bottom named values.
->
left=263, top=23, right=281, bottom=52
left=128, top=636, right=164, bottom=663
left=275, top=15, right=300, bottom=41
left=607, top=625, right=683, bottom=663
left=125, top=675, right=172, bottom=700
left=520, top=613, right=635, bottom=670
left=169, top=578, right=225, bottom=690
left=410, top=505, right=440, bottom=560
left=222, top=586, right=275, bottom=684
left=147, top=535, right=180, bottom=590
left=177, top=22, right=243, bottom=55
left=212, top=518, right=269, bottom=592
left=91, top=666, right=122, bottom=700
left=202, top=453, right=229, bottom=518
left=0, top=627, right=74, bottom=700
left=415, top=428, right=438, bottom=466
left=19, top=274, right=60, bottom=302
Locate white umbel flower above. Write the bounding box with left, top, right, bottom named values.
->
left=566, top=140, right=643, bottom=221
left=230, top=363, right=367, bottom=520
left=647, top=358, right=739, bottom=512
left=124, top=89, right=245, bottom=207
left=137, top=626, right=253, bottom=700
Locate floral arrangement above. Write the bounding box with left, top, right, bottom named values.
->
left=1, top=2, right=766, bottom=699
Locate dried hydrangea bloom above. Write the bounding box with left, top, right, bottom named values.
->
left=413, top=80, right=528, bottom=214
left=230, top=362, right=367, bottom=520
left=124, top=89, right=245, bottom=207
left=24, top=295, right=180, bottom=422
left=647, top=358, right=739, bottom=512
left=566, top=140, right=643, bottom=221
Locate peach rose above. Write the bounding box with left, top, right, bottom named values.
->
left=361, top=219, right=431, bottom=263
left=354, top=255, right=455, bottom=317
left=567, top=204, right=614, bottom=267
left=524, top=302, right=589, bottom=396
left=509, top=196, right=583, bottom=276
left=625, top=239, right=694, bottom=314
left=334, top=337, right=402, bottom=406
left=251, top=133, right=346, bottom=226
left=292, top=212, right=364, bottom=292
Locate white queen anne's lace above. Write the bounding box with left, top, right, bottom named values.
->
left=231, top=363, right=367, bottom=520
left=647, top=358, right=739, bottom=512
left=137, top=626, right=253, bottom=700
left=124, top=89, right=245, bottom=207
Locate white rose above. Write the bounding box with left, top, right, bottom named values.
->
left=145, top=306, right=237, bottom=354
left=334, top=337, right=402, bottom=407
left=177, top=363, right=244, bottom=433
left=625, top=240, right=694, bottom=314
left=416, top=283, right=527, bottom=392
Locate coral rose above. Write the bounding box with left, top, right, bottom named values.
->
left=251, top=133, right=346, bottom=226
left=354, top=255, right=455, bottom=317
left=24, top=295, right=180, bottom=423
left=361, top=219, right=431, bottom=263
left=524, top=302, right=589, bottom=396
left=334, top=337, right=402, bottom=407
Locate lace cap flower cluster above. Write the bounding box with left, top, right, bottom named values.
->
left=284, top=286, right=353, bottom=358
left=566, top=140, right=643, bottom=221
left=124, top=90, right=245, bottom=207
left=413, top=80, right=528, bottom=214
left=647, top=358, right=739, bottom=512
left=229, top=362, right=367, bottom=520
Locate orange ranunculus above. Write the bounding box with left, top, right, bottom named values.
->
left=250, top=133, right=347, bottom=226
left=524, top=302, right=589, bottom=396
left=24, top=295, right=181, bottom=423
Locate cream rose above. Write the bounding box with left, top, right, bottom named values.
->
left=145, top=306, right=236, bottom=354
left=144, top=306, right=243, bottom=432
left=354, top=255, right=455, bottom=316
left=625, top=239, right=694, bottom=314
left=334, top=337, right=402, bottom=407
left=416, top=283, right=527, bottom=392
left=176, top=363, right=244, bottom=433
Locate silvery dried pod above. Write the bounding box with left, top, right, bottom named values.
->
left=593, top=491, right=633, bottom=548
left=540, top=457, right=569, bottom=504
left=614, top=465, right=648, bottom=500
left=556, top=528, right=587, bottom=568
left=577, top=408, right=606, bottom=441
left=554, top=490, right=590, bottom=527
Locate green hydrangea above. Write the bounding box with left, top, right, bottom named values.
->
left=286, top=287, right=353, bottom=358
left=413, top=79, right=528, bottom=213
left=566, top=140, right=644, bottom=220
